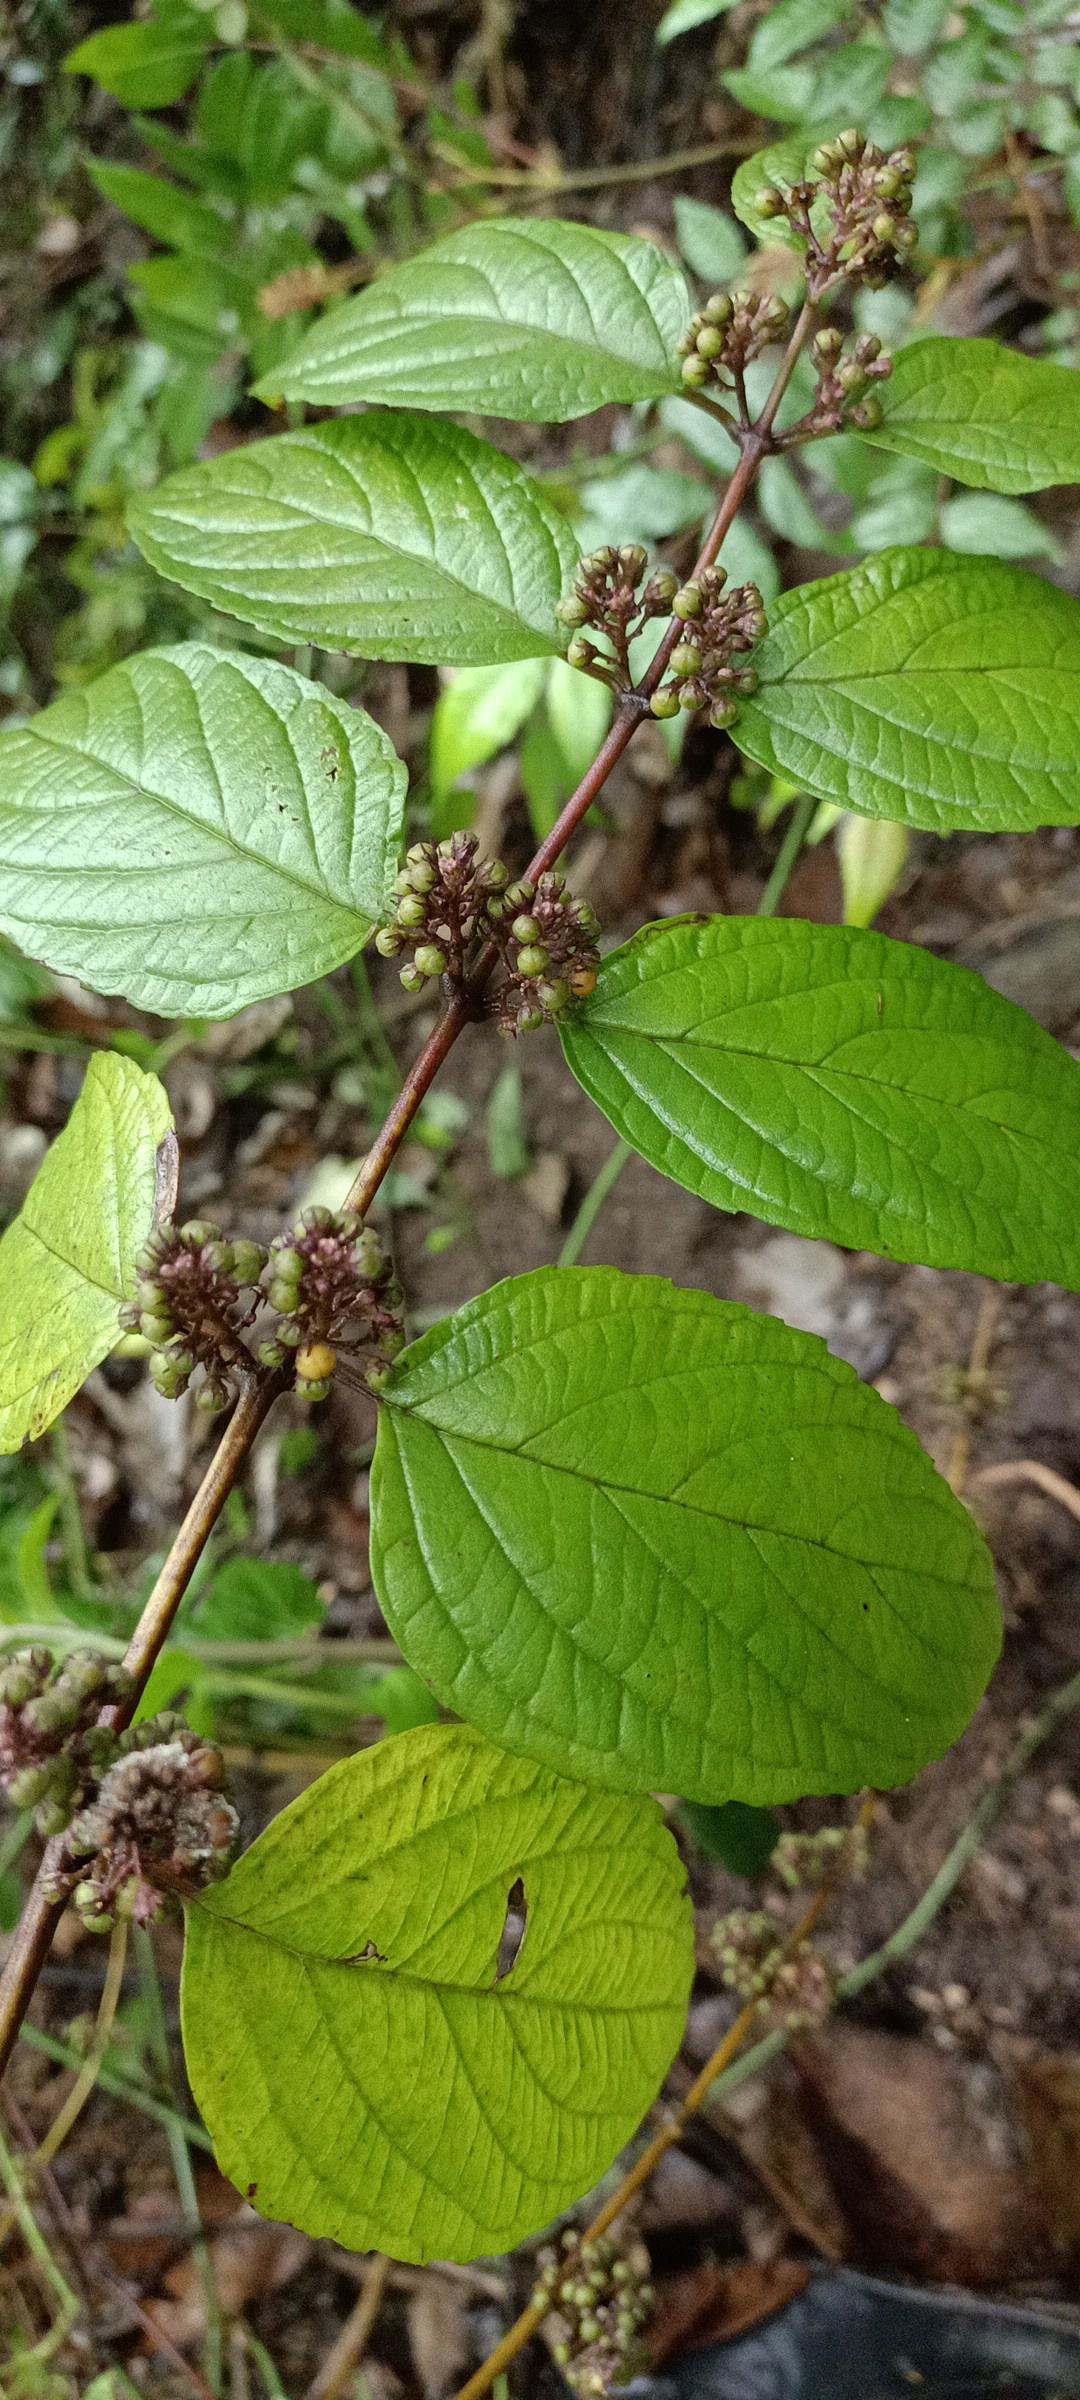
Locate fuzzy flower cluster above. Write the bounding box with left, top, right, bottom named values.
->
left=0, top=1648, right=133, bottom=1838
left=119, top=1218, right=268, bottom=1416
left=678, top=288, right=790, bottom=400
left=556, top=544, right=679, bottom=691
left=1, top=1647, right=237, bottom=1929
left=51, top=1722, right=237, bottom=1931
left=257, top=1208, right=405, bottom=1400
left=711, top=1907, right=834, bottom=2032
left=756, top=129, right=918, bottom=298
left=375, top=834, right=599, bottom=1036
left=773, top=1820, right=872, bottom=1891
left=533, top=2233, right=654, bottom=2398
left=650, top=568, right=767, bottom=730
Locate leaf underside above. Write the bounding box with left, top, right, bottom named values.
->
left=370, top=1267, right=1001, bottom=1806
left=560, top=916, right=1080, bottom=1289
left=181, top=1722, right=693, bottom=2262
left=0, top=644, right=407, bottom=1016
left=129, top=414, right=581, bottom=665
left=0, top=1054, right=175, bottom=1453
left=262, top=217, right=690, bottom=421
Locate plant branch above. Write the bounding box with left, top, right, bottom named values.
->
left=0, top=300, right=819, bottom=2086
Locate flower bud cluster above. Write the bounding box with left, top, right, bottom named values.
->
left=650, top=570, right=767, bottom=730
left=773, top=1820, right=871, bottom=1891
left=258, top=1207, right=404, bottom=1399
left=677, top=288, right=790, bottom=399
left=711, top=1908, right=834, bottom=2032
left=119, top=1218, right=268, bottom=1416
left=533, top=2233, right=653, bottom=2398
left=779, top=324, right=893, bottom=445
left=754, top=130, right=918, bottom=298
left=0, top=1648, right=133, bottom=1838
left=487, top=868, right=600, bottom=1037
left=375, top=835, right=599, bottom=1038
left=375, top=834, right=510, bottom=991
left=46, top=1720, right=237, bottom=1931
left=558, top=546, right=679, bottom=692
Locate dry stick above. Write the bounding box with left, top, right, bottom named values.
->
left=454, top=1802, right=875, bottom=2400
left=0, top=303, right=816, bottom=2085
left=973, top=1458, right=1080, bottom=1525
left=307, top=2250, right=394, bottom=2400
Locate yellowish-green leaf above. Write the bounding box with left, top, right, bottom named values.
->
left=0, top=1054, right=176, bottom=1453
left=181, top=1722, right=692, bottom=2261
left=863, top=336, right=1080, bottom=494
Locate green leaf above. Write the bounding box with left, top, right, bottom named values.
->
left=190, top=1559, right=325, bottom=1643
left=86, top=159, right=228, bottom=255
left=181, top=1721, right=692, bottom=2260
left=430, top=660, right=547, bottom=808
left=65, top=17, right=209, bottom=107
left=559, top=916, right=1080, bottom=1288
left=0, top=1055, right=176, bottom=1454
left=723, top=64, right=815, bottom=122
left=733, top=547, right=1080, bottom=835
left=129, top=416, right=580, bottom=666
left=731, top=138, right=817, bottom=249
left=545, top=657, right=612, bottom=789
left=369, top=1266, right=1000, bottom=1803
left=0, top=646, right=407, bottom=1018
left=259, top=219, right=689, bottom=420
left=656, top=0, right=739, bottom=43
left=673, top=196, right=748, bottom=285
left=837, top=811, right=910, bottom=926
left=745, top=0, right=851, bottom=74
left=884, top=0, right=951, bottom=53
left=863, top=337, right=1080, bottom=493
left=939, top=490, right=1064, bottom=564
left=679, top=1799, right=779, bottom=1874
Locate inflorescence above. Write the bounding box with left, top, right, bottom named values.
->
left=711, top=1907, right=834, bottom=2033
left=651, top=568, right=767, bottom=729
left=533, top=2233, right=654, bottom=2398
left=556, top=544, right=679, bottom=690
left=1, top=1647, right=237, bottom=1928
left=756, top=129, right=919, bottom=298
left=120, top=1210, right=403, bottom=1411
left=376, top=833, right=600, bottom=1036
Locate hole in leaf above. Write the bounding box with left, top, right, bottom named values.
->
left=496, top=1877, right=527, bottom=1982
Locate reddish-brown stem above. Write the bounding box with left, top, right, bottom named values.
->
left=0, top=296, right=817, bottom=2084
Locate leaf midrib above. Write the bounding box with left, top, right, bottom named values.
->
left=194, top=1897, right=667, bottom=2018
left=24, top=725, right=371, bottom=921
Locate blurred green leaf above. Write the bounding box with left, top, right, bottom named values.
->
left=673, top=195, right=748, bottom=284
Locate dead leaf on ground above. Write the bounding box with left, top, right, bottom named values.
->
left=789, top=2028, right=1031, bottom=2285
left=647, top=2258, right=809, bottom=2365
left=1011, top=2050, right=1080, bottom=2271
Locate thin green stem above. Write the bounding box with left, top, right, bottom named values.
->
left=19, top=2018, right=213, bottom=2147
left=558, top=1140, right=633, bottom=1270
left=756, top=790, right=817, bottom=919
left=0, top=2120, right=80, bottom=2371
left=47, top=1421, right=95, bottom=1605
left=137, top=1927, right=223, bottom=2392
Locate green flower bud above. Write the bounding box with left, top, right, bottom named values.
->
left=672, top=583, right=702, bottom=618
left=849, top=395, right=883, bottom=429
left=618, top=543, right=648, bottom=576
left=515, top=944, right=549, bottom=977
left=414, top=943, right=447, bottom=978
left=556, top=594, right=589, bottom=627
left=399, top=963, right=426, bottom=994
left=396, top=894, right=427, bottom=929
left=678, top=681, right=703, bottom=712
left=703, top=292, right=733, bottom=326
left=812, top=326, right=843, bottom=362
left=754, top=186, right=784, bottom=217
left=681, top=352, right=711, bottom=388
left=406, top=860, right=437, bottom=894
left=37, top=1794, right=75, bottom=1839
left=179, top=1220, right=217, bottom=1247
left=511, top=913, right=541, bottom=943
left=710, top=696, right=739, bottom=729
left=894, top=219, right=918, bottom=249
left=268, top=1276, right=300, bottom=1315
left=650, top=687, right=681, bottom=719
left=296, top=1375, right=332, bottom=1403
left=258, top=1341, right=287, bottom=1369
left=646, top=567, right=678, bottom=607
left=505, top=880, right=535, bottom=909
left=485, top=860, right=509, bottom=890
left=517, top=1004, right=545, bottom=1033
left=737, top=666, right=759, bottom=694
left=537, top=978, right=570, bottom=1015
left=566, top=635, right=593, bottom=670
left=230, top=1241, right=267, bottom=1285
left=670, top=640, right=703, bottom=677
left=872, top=212, right=897, bottom=244
left=195, top=1383, right=228, bottom=1415
left=394, top=868, right=415, bottom=895
left=9, top=1765, right=54, bottom=1809
left=375, top=925, right=403, bottom=957
left=695, top=324, right=724, bottom=359
left=139, top=1309, right=173, bottom=1344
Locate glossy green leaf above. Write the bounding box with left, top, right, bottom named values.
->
left=560, top=916, right=1080, bottom=1288
left=0, top=1055, right=175, bottom=1454
left=259, top=219, right=689, bottom=420
left=730, top=139, right=817, bottom=249
left=862, top=336, right=1080, bottom=493
left=734, top=547, right=1080, bottom=835
left=939, top=490, right=1064, bottom=564
left=130, top=416, right=580, bottom=665
left=370, top=1266, right=1000, bottom=1804
left=0, top=646, right=406, bottom=1017
left=65, top=17, right=209, bottom=107
left=181, top=1722, right=692, bottom=2261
